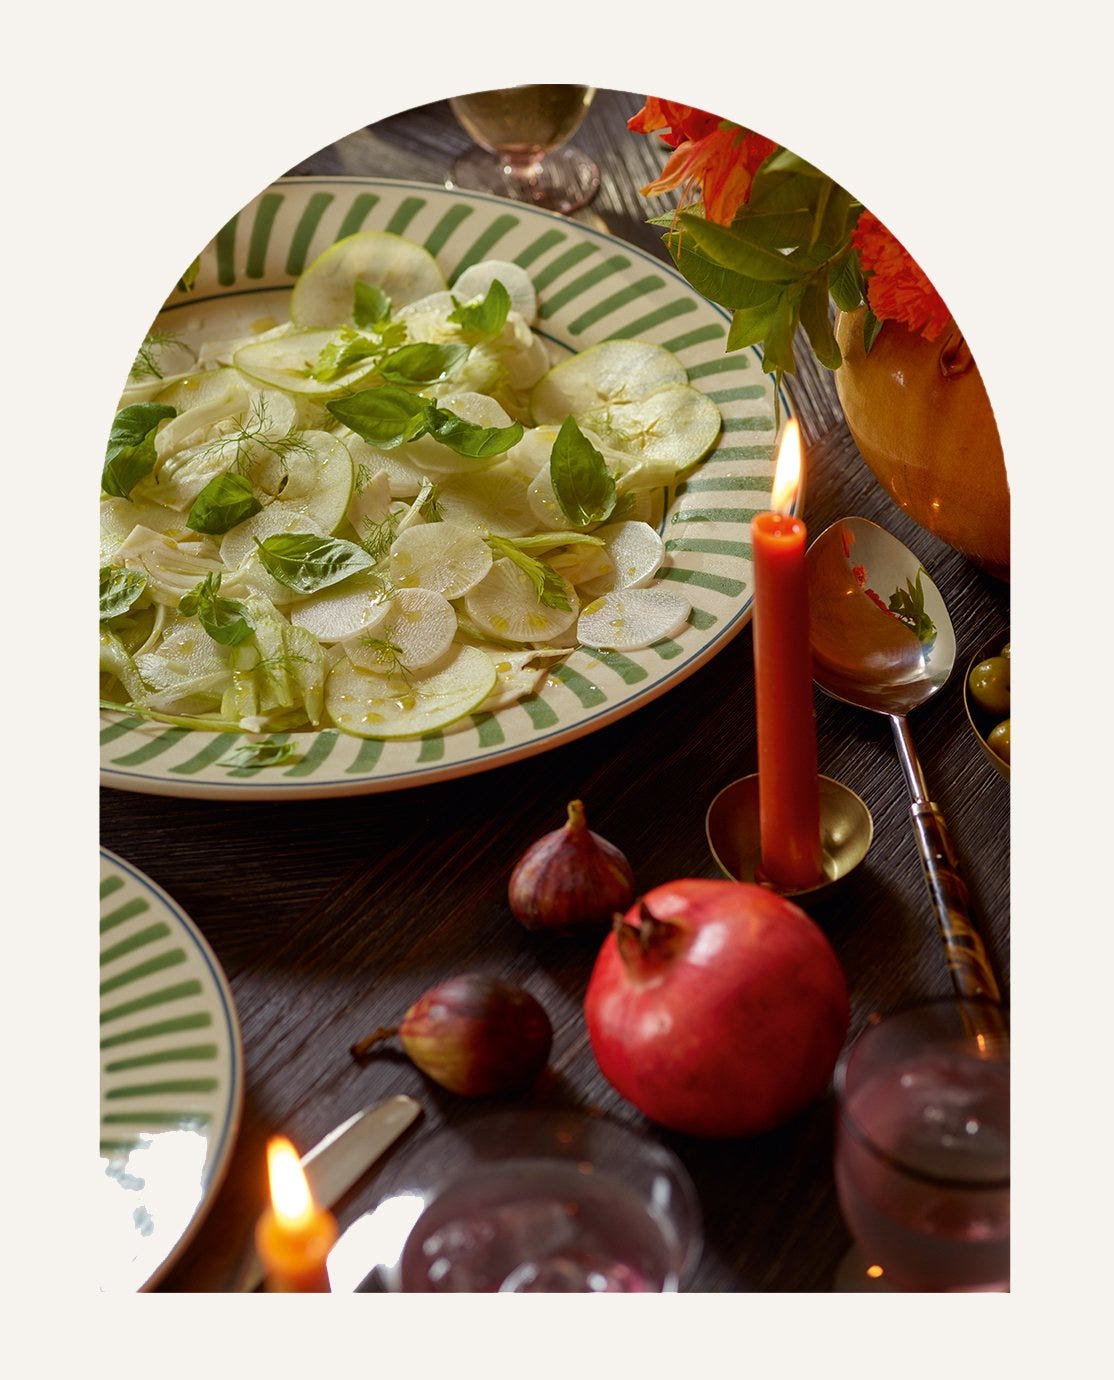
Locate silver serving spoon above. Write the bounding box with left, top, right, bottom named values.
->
left=806, top=516, right=1002, bottom=1005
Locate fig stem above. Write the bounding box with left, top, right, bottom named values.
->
left=350, top=1025, right=400, bottom=1059
left=565, top=799, right=587, bottom=832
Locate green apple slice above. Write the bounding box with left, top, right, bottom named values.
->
left=530, top=340, right=687, bottom=425
left=580, top=383, right=722, bottom=470
left=233, top=329, right=381, bottom=398
left=325, top=644, right=497, bottom=738
left=291, top=231, right=446, bottom=328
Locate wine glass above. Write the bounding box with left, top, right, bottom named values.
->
left=832, top=997, right=1010, bottom=1292
left=354, top=1108, right=701, bottom=1292
left=448, top=84, right=601, bottom=215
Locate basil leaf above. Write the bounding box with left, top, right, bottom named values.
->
left=218, top=738, right=299, bottom=769
left=187, top=472, right=262, bottom=535
left=863, top=308, right=884, bottom=353
left=425, top=404, right=523, bottom=458
left=353, top=281, right=391, bottom=329
left=178, top=571, right=253, bottom=646
left=99, top=566, right=148, bottom=620
left=447, top=279, right=511, bottom=337
left=255, top=532, right=375, bottom=594
left=549, top=417, right=616, bottom=526
left=377, top=342, right=469, bottom=386
left=102, top=402, right=177, bottom=498
left=327, top=386, right=430, bottom=449
left=486, top=535, right=570, bottom=611
left=311, top=328, right=385, bottom=382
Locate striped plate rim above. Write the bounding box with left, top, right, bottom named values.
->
left=101, top=177, right=794, bottom=800
left=99, top=848, right=243, bottom=1290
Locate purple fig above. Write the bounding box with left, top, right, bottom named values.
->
left=509, top=800, right=635, bottom=931
left=351, top=973, right=552, bottom=1096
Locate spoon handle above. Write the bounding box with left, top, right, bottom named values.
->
left=889, top=716, right=1002, bottom=1004
left=908, top=800, right=1002, bottom=1004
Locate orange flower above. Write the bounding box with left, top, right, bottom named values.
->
left=851, top=211, right=952, bottom=341
left=630, top=99, right=776, bottom=226
left=628, top=99, right=721, bottom=149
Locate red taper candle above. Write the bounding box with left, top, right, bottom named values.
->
left=751, top=420, right=823, bottom=890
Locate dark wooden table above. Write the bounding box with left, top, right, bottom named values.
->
left=101, top=88, right=1010, bottom=1293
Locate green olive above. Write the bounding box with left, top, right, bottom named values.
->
left=968, top=655, right=1011, bottom=717
left=988, top=718, right=1010, bottom=762
left=1000, top=641, right=1010, bottom=659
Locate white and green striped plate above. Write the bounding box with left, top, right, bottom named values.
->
left=100, top=178, right=792, bottom=799
left=98, top=849, right=243, bottom=1291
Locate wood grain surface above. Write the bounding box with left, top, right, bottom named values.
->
left=100, top=88, right=1010, bottom=1293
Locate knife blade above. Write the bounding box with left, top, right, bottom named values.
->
left=235, top=1095, right=422, bottom=1291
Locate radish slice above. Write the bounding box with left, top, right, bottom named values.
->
left=452, top=260, right=538, bottom=323
left=325, top=644, right=497, bottom=738
left=389, top=521, right=493, bottom=599
left=435, top=461, right=537, bottom=537
left=288, top=577, right=392, bottom=644
left=578, top=521, right=665, bottom=597
left=343, top=587, right=457, bottom=672
left=577, top=587, right=691, bottom=651
left=340, top=429, right=426, bottom=498
left=463, top=558, right=578, bottom=643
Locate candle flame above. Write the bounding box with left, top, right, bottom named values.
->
left=266, top=1136, right=315, bottom=1230
left=771, top=419, right=802, bottom=514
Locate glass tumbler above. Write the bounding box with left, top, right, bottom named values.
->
left=359, top=1108, right=701, bottom=1293
left=833, top=996, right=1010, bottom=1291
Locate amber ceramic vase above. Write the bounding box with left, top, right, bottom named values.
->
left=834, top=308, right=1010, bottom=580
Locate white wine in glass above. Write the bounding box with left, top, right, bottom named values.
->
left=449, top=84, right=600, bottom=215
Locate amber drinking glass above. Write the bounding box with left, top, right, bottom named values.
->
left=449, top=84, right=600, bottom=214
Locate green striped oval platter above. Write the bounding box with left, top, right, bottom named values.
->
left=100, top=178, right=793, bottom=800
left=98, top=849, right=243, bottom=1291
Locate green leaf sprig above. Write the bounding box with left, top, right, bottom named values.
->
left=178, top=572, right=254, bottom=646
left=254, top=532, right=375, bottom=595
left=187, top=472, right=262, bottom=535
left=102, top=402, right=177, bottom=498
left=651, top=150, right=874, bottom=407
left=328, top=386, right=522, bottom=457
left=447, top=279, right=511, bottom=339
left=486, top=534, right=571, bottom=612
left=549, top=417, right=616, bottom=527
left=99, top=566, right=149, bottom=620
left=218, top=738, right=299, bottom=769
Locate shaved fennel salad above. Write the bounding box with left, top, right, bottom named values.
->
left=99, top=232, right=722, bottom=753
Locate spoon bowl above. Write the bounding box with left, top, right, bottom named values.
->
left=807, top=516, right=956, bottom=716
left=806, top=517, right=1002, bottom=1008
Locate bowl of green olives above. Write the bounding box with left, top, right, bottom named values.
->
left=964, top=632, right=1010, bottom=779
